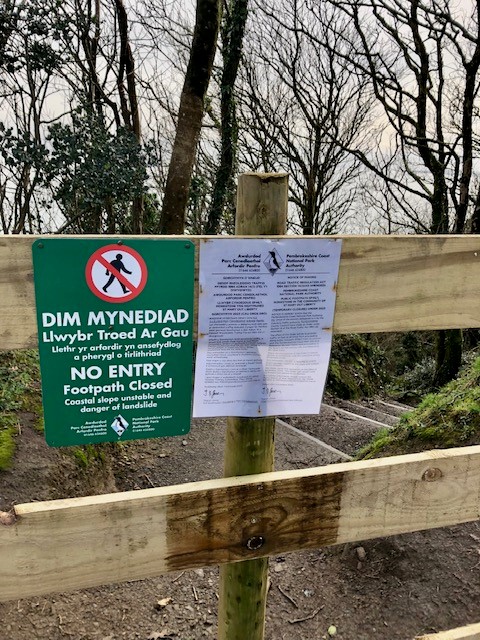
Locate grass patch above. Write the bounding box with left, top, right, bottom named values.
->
left=0, top=414, right=19, bottom=470
left=0, top=350, right=43, bottom=469
left=0, top=351, right=118, bottom=486
left=357, top=356, right=480, bottom=460
left=0, top=349, right=42, bottom=415
left=72, top=443, right=108, bottom=469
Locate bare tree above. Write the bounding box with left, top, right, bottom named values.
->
left=330, top=0, right=480, bottom=384
left=114, top=0, right=144, bottom=233
left=159, top=0, right=222, bottom=234
left=238, top=0, right=373, bottom=234
left=0, top=0, right=62, bottom=233
left=205, top=0, right=249, bottom=234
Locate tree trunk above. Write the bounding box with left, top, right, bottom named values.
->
left=454, top=2, right=480, bottom=233
left=433, top=328, right=463, bottom=388
left=205, top=0, right=249, bottom=235
left=114, top=0, right=144, bottom=234
left=160, top=0, right=222, bottom=235
left=473, top=185, right=480, bottom=233
left=302, top=172, right=316, bottom=235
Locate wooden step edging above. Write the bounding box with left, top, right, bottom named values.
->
left=2, top=444, right=480, bottom=602
left=416, top=622, right=480, bottom=639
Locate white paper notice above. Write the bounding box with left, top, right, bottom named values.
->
left=193, top=238, right=342, bottom=417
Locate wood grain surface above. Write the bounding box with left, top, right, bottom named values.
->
left=217, top=172, right=287, bottom=639
left=1, top=234, right=479, bottom=350
left=2, top=445, right=480, bottom=602
left=416, top=622, right=480, bottom=639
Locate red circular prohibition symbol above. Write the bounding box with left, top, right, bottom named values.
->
left=85, top=244, right=148, bottom=303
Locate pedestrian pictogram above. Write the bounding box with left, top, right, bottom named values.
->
left=85, top=244, right=148, bottom=302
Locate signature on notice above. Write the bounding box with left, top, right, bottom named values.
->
left=261, top=386, right=282, bottom=398
left=204, top=389, right=225, bottom=399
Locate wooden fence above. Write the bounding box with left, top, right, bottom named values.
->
left=1, top=234, right=479, bottom=349
left=1, top=230, right=480, bottom=639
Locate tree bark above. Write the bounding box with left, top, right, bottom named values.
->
left=454, top=0, right=480, bottom=233
left=114, top=0, right=144, bottom=234
left=160, top=0, right=222, bottom=235
left=433, top=328, right=463, bottom=388
left=205, top=0, right=249, bottom=235
left=473, top=185, right=480, bottom=233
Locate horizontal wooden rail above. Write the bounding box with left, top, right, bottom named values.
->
left=2, top=445, right=480, bottom=602
left=416, top=622, right=480, bottom=639
left=1, top=234, right=479, bottom=349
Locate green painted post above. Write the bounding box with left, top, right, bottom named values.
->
left=217, top=173, right=288, bottom=640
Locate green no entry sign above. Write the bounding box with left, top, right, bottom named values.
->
left=32, top=238, right=195, bottom=447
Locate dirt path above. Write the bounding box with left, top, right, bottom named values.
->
left=1, top=404, right=480, bottom=640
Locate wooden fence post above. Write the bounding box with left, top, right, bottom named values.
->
left=217, top=172, right=288, bottom=640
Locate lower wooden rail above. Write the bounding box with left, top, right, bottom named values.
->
left=1, top=445, right=480, bottom=602
left=416, top=622, right=480, bottom=639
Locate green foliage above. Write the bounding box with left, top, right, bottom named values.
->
left=357, top=356, right=480, bottom=459
left=389, top=357, right=437, bottom=401
left=186, top=174, right=210, bottom=234
left=385, top=333, right=478, bottom=401
left=327, top=334, right=388, bottom=399
left=369, top=331, right=437, bottom=400
left=0, top=123, right=48, bottom=172
left=0, top=107, right=153, bottom=234
left=355, top=428, right=392, bottom=460
left=46, top=112, right=149, bottom=230
left=0, top=0, right=68, bottom=74
left=123, top=191, right=161, bottom=234
left=0, top=350, right=43, bottom=470
left=0, top=349, right=42, bottom=415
